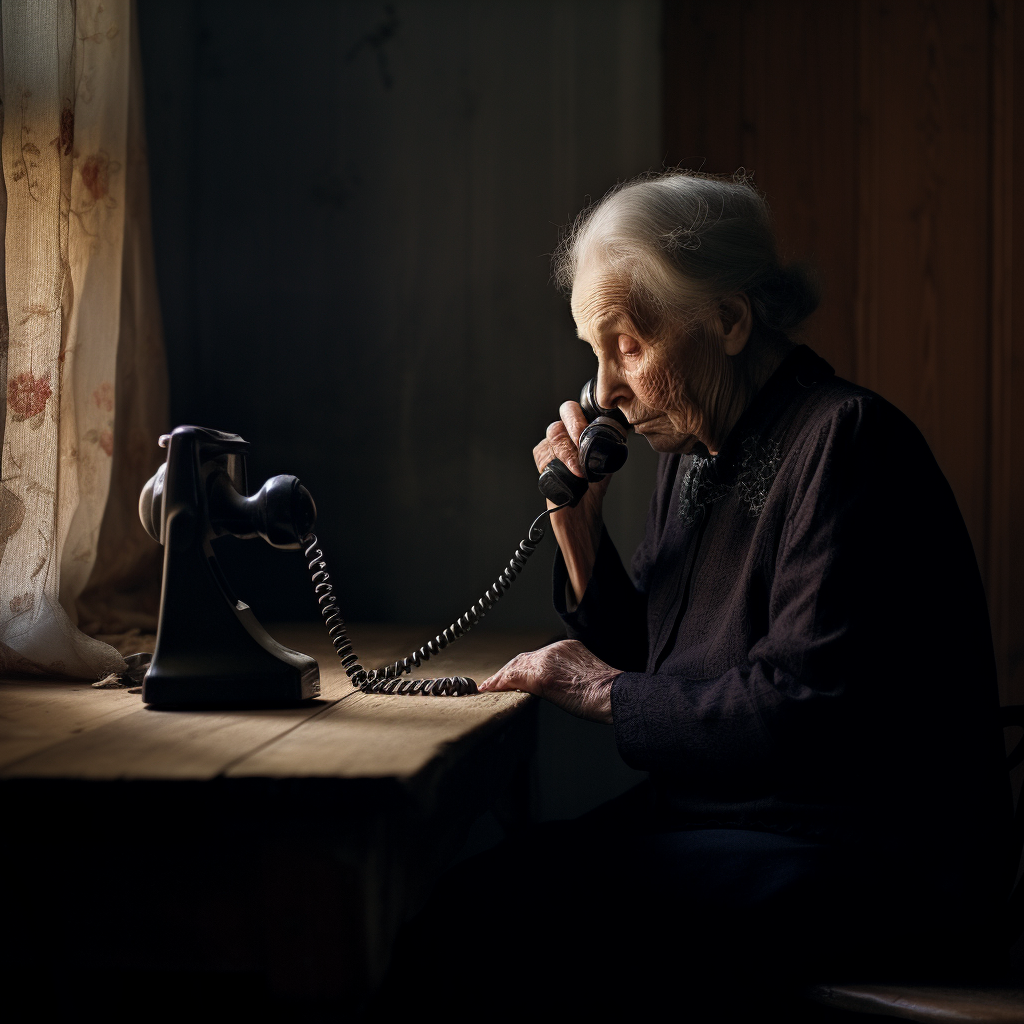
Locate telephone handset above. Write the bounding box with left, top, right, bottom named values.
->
left=536, top=378, right=631, bottom=507
left=135, top=379, right=629, bottom=707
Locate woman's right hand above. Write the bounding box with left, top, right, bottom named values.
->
left=533, top=401, right=611, bottom=605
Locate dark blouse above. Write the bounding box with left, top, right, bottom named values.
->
left=554, top=346, right=1009, bottom=908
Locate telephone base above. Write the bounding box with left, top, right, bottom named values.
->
left=142, top=656, right=320, bottom=709
left=143, top=596, right=322, bottom=709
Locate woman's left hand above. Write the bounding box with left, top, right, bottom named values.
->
left=478, top=640, right=619, bottom=723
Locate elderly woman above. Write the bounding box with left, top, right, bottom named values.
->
left=376, top=172, right=1008, bottom=1018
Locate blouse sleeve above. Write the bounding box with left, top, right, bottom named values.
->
left=550, top=454, right=680, bottom=672
left=552, top=528, right=647, bottom=670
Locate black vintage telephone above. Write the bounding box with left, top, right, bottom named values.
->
left=136, top=380, right=629, bottom=707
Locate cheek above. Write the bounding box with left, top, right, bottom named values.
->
left=628, top=351, right=683, bottom=413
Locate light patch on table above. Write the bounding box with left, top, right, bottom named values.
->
left=226, top=689, right=532, bottom=781
left=0, top=699, right=339, bottom=780
left=0, top=682, right=146, bottom=770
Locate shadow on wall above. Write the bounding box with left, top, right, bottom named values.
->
left=137, top=0, right=663, bottom=632
left=459, top=699, right=646, bottom=858
left=536, top=701, right=646, bottom=820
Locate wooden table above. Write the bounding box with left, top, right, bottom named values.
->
left=0, top=623, right=545, bottom=1016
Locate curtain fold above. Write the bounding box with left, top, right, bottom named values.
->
left=75, top=3, right=168, bottom=638
left=0, top=0, right=167, bottom=678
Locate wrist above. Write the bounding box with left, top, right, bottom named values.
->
left=560, top=510, right=603, bottom=605
left=594, top=669, right=619, bottom=724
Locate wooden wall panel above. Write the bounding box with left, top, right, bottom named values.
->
left=663, top=0, right=1021, bottom=703
left=990, top=0, right=1023, bottom=702
left=663, top=0, right=861, bottom=380
left=858, top=1, right=992, bottom=559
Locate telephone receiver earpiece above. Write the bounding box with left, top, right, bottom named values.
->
left=537, top=378, right=631, bottom=508
left=138, top=427, right=317, bottom=550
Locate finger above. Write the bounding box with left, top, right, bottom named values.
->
left=533, top=436, right=556, bottom=474
left=480, top=656, right=537, bottom=693
left=479, top=668, right=527, bottom=693
left=479, top=655, right=514, bottom=691
left=478, top=671, right=506, bottom=692
left=559, top=401, right=590, bottom=448
left=545, top=419, right=583, bottom=477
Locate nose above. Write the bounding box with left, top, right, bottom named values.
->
left=596, top=358, right=632, bottom=412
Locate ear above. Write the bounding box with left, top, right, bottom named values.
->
left=718, top=294, right=753, bottom=356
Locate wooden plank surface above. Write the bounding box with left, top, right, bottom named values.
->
left=0, top=623, right=544, bottom=782
left=0, top=676, right=144, bottom=770
left=226, top=688, right=530, bottom=781
left=807, top=983, right=1024, bottom=1023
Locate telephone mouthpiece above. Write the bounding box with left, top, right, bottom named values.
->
left=579, top=379, right=630, bottom=432
left=139, top=463, right=166, bottom=543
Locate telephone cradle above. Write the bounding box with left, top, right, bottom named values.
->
left=136, top=382, right=629, bottom=708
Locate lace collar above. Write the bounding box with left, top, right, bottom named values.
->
left=677, top=346, right=833, bottom=525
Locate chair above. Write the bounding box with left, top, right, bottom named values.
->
left=805, top=706, right=1024, bottom=1021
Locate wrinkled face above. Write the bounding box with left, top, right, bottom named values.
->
left=571, top=260, right=716, bottom=455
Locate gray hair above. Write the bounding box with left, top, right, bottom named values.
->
left=553, top=169, right=819, bottom=339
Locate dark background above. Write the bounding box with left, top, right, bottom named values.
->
left=136, top=0, right=662, bottom=630
left=136, top=0, right=1021, bottom=817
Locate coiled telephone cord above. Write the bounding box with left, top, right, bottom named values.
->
left=302, top=502, right=568, bottom=697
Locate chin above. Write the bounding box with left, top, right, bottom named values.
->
left=641, top=431, right=694, bottom=454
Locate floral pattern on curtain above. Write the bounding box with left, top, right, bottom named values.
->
left=0, top=0, right=167, bottom=678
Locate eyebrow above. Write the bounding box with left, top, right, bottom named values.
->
left=578, top=311, right=620, bottom=341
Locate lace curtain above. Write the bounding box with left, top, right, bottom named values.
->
left=0, top=0, right=167, bottom=678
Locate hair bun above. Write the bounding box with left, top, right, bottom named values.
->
left=748, top=262, right=820, bottom=334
